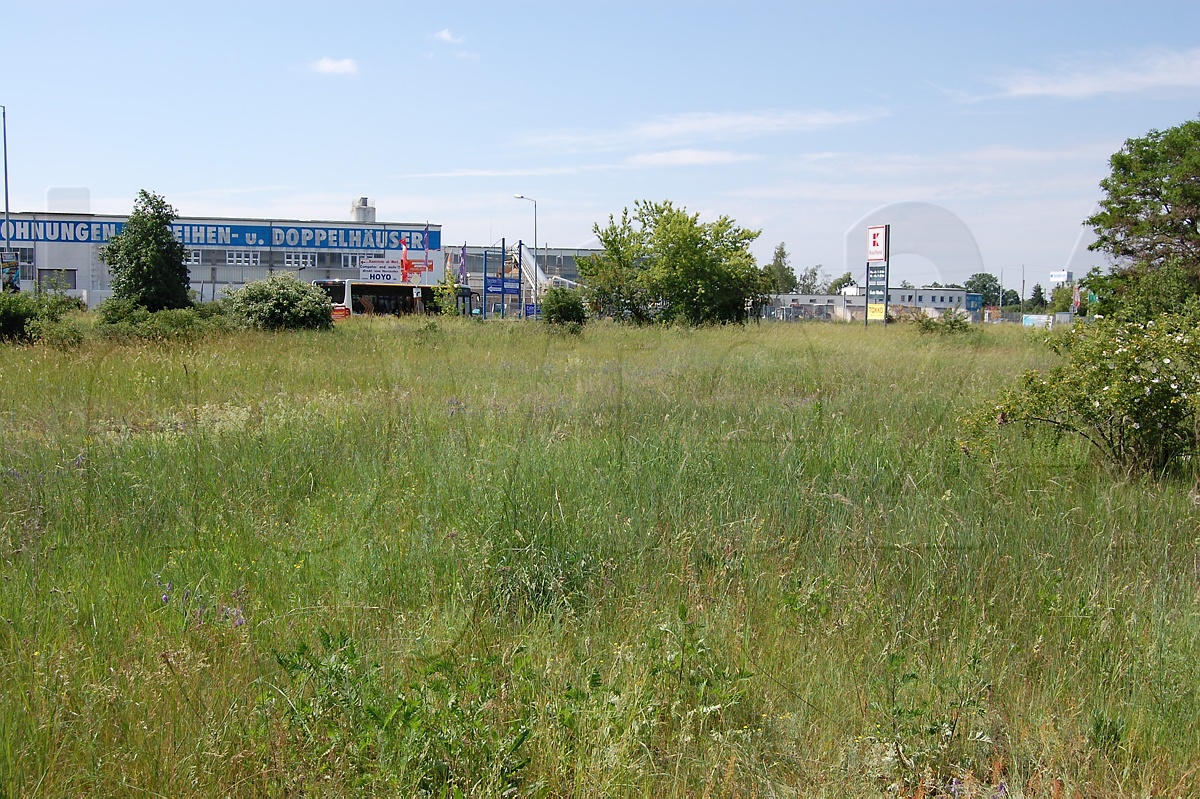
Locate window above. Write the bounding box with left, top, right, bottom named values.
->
left=37, top=268, right=77, bottom=290
left=186, top=249, right=203, bottom=266
left=226, top=250, right=260, bottom=266
left=342, top=252, right=385, bottom=269
left=285, top=251, right=316, bottom=269
left=918, top=295, right=923, bottom=302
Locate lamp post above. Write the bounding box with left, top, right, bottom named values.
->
left=2, top=105, right=9, bottom=262
left=514, top=194, right=537, bottom=316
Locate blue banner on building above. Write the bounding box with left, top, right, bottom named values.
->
left=0, top=219, right=441, bottom=252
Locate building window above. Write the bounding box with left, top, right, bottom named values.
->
left=186, top=250, right=203, bottom=267
left=341, top=252, right=385, bottom=269
left=37, top=268, right=77, bottom=290
left=227, top=250, right=260, bottom=267
left=285, top=251, right=316, bottom=269
left=918, top=295, right=923, bottom=302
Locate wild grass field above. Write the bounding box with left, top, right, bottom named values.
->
left=1, top=317, right=1197, bottom=797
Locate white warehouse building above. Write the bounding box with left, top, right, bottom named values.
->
left=0, top=198, right=443, bottom=305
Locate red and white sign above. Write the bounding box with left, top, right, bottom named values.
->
left=867, top=225, right=889, bottom=262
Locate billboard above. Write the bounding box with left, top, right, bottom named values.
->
left=1, top=252, right=17, bottom=291
left=866, top=225, right=889, bottom=262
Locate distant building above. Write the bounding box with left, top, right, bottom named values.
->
left=766, top=286, right=983, bottom=323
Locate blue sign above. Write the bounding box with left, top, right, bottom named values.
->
left=525, top=303, right=540, bottom=317
left=485, top=277, right=522, bottom=295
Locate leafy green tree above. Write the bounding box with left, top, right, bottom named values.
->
left=101, top=190, right=191, bottom=311
left=1086, top=118, right=1200, bottom=272
left=764, top=242, right=798, bottom=293
left=578, top=208, right=653, bottom=322
left=1084, top=118, right=1200, bottom=316
left=1001, top=289, right=1021, bottom=308
left=583, top=201, right=764, bottom=325
left=826, top=272, right=856, bottom=295
left=795, top=263, right=825, bottom=294
left=963, top=273, right=1002, bottom=306
left=635, top=200, right=763, bottom=324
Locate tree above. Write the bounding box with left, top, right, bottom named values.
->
left=101, top=190, right=191, bottom=312
left=963, top=272, right=1002, bottom=306
left=1084, top=118, right=1200, bottom=316
left=1027, top=283, right=1047, bottom=311
left=826, top=272, right=856, bottom=295
left=1086, top=118, right=1200, bottom=272
left=1001, top=289, right=1021, bottom=308
left=578, top=208, right=653, bottom=322
left=898, top=279, right=915, bottom=289
left=764, top=242, right=798, bottom=293
left=583, top=200, right=764, bottom=325
left=795, top=263, right=825, bottom=294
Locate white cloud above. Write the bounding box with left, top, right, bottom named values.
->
left=994, top=47, right=1200, bottom=99
left=524, top=109, right=883, bottom=152
left=433, top=28, right=465, bottom=44
left=625, top=149, right=758, bottom=167
left=311, top=57, right=358, bottom=76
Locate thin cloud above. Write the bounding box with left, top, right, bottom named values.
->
left=311, top=57, right=358, bottom=76
left=993, top=47, right=1200, bottom=99
left=626, top=149, right=758, bottom=167
left=524, top=109, right=884, bottom=152
left=433, top=28, right=464, bottom=44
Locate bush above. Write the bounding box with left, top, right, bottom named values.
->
left=914, top=308, right=972, bottom=335
left=540, top=286, right=587, bottom=327
left=229, top=273, right=333, bottom=331
left=0, top=291, right=87, bottom=342
left=965, top=314, right=1200, bottom=473
left=94, top=298, right=238, bottom=342
left=0, top=292, right=40, bottom=341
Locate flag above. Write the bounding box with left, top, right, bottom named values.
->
left=423, top=222, right=430, bottom=252
left=459, top=243, right=468, bottom=284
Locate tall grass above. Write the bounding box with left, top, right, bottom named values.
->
left=0, top=317, right=1197, bottom=796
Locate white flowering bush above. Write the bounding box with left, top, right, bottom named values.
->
left=966, top=315, right=1200, bottom=473
left=229, top=273, right=333, bottom=331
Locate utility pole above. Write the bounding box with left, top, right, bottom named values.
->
left=2, top=105, right=10, bottom=260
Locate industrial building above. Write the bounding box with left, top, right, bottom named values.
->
left=766, top=286, right=984, bottom=322
left=0, top=198, right=442, bottom=305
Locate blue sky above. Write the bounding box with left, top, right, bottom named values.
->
left=3, top=1, right=1199, bottom=289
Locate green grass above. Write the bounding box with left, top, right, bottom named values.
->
left=1, top=317, right=1198, bottom=796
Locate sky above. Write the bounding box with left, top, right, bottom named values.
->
left=2, top=1, right=1199, bottom=290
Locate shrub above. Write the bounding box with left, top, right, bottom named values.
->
left=229, top=273, right=333, bottom=331
left=94, top=298, right=237, bottom=342
left=27, top=316, right=87, bottom=350
left=0, top=291, right=86, bottom=342
left=915, top=307, right=972, bottom=335
left=965, top=314, right=1200, bottom=473
left=540, top=286, right=587, bottom=327
left=0, top=292, right=40, bottom=341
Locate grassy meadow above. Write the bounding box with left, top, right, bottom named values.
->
left=1, top=317, right=1198, bottom=796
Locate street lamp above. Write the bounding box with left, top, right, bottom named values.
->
left=513, top=194, right=537, bottom=315
left=2, top=105, right=9, bottom=264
